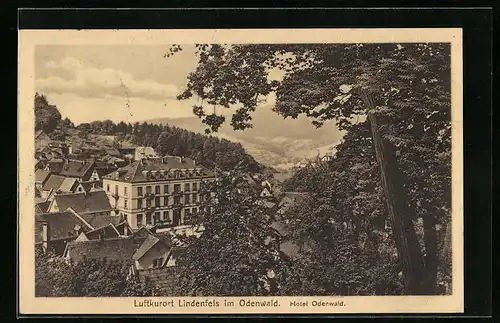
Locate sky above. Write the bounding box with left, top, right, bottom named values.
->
left=35, top=45, right=209, bottom=125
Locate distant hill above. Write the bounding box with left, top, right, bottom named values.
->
left=145, top=105, right=345, bottom=169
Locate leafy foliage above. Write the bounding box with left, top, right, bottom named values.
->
left=35, top=92, right=62, bottom=133
left=35, top=249, right=156, bottom=297
left=175, top=167, right=285, bottom=296
left=176, top=43, right=451, bottom=294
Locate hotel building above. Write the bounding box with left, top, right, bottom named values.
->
left=102, top=156, right=216, bottom=230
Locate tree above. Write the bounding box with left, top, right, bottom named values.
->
left=35, top=92, right=62, bottom=133
left=175, top=166, right=285, bottom=296
left=35, top=249, right=156, bottom=297
left=175, top=43, right=451, bottom=294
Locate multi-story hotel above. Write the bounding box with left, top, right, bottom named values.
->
left=102, top=156, right=216, bottom=230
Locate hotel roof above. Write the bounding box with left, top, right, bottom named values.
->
left=102, top=156, right=216, bottom=183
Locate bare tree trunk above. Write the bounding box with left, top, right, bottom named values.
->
left=360, top=90, right=426, bottom=295
left=423, top=215, right=438, bottom=294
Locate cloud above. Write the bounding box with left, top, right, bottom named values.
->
left=37, top=57, right=179, bottom=100
left=42, top=92, right=200, bottom=125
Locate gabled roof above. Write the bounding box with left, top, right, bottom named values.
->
left=35, top=211, right=93, bottom=244
left=35, top=130, right=49, bottom=139
left=102, top=157, right=215, bottom=183
left=35, top=201, right=51, bottom=215
left=35, top=169, right=50, bottom=184
left=46, top=159, right=65, bottom=173
left=59, top=159, right=95, bottom=178
left=64, top=236, right=142, bottom=264
left=85, top=223, right=120, bottom=240
left=80, top=213, right=125, bottom=229
left=132, top=234, right=160, bottom=260
left=42, top=174, right=66, bottom=191
left=132, top=233, right=172, bottom=261
left=58, top=177, right=78, bottom=192
left=53, top=191, right=112, bottom=214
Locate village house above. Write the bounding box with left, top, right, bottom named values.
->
left=44, top=158, right=65, bottom=174
left=59, top=159, right=95, bottom=182
left=35, top=200, right=51, bottom=215
left=63, top=230, right=175, bottom=271
left=35, top=130, right=51, bottom=150
left=74, top=180, right=102, bottom=193
left=35, top=169, right=51, bottom=192
left=35, top=208, right=94, bottom=255
left=134, top=146, right=158, bottom=161
left=47, top=190, right=114, bottom=217
left=40, top=174, right=80, bottom=200
left=102, top=156, right=216, bottom=230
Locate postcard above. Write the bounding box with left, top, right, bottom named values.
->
left=18, top=28, right=463, bottom=314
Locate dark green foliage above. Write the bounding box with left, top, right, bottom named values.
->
left=175, top=43, right=451, bottom=294
left=175, top=167, right=285, bottom=296
left=35, top=92, right=62, bottom=133
left=35, top=249, right=155, bottom=297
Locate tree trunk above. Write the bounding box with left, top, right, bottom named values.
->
left=360, top=90, right=427, bottom=295
left=423, top=215, right=438, bottom=294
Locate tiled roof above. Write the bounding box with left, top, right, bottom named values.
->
left=35, top=201, right=51, bottom=215
left=59, top=177, right=78, bottom=192
left=132, top=234, right=160, bottom=260
left=35, top=211, right=93, bottom=244
left=85, top=224, right=120, bottom=240
left=53, top=191, right=112, bottom=214
left=80, top=213, right=125, bottom=229
left=102, top=156, right=215, bottom=183
left=42, top=174, right=66, bottom=191
left=59, top=159, right=95, bottom=179
left=46, top=159, right=65, bottom=174
left=94, top=165, right=118, bottom=177
left=64, top=236, right=142, bottom=264
left=35, top=169, right=50, bottom=184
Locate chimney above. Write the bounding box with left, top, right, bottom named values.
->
left=42, top=222, right=50, bottom=252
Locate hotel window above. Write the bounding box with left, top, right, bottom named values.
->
left=137, top=214, right=143, bottom=226
left=155, top=185, right=160, bottom=195
left=184, top=194, right=190, bottom=204
left=174, top=184, right=181, bottom=193
left=115, top=185, right=118, bottom=195
left=124, top=199, right=128, bottom=209
left=184, top=183, right=190, bottom=192
left=164, top=184, right=169, bottom=194
left=193, top=183, right=198, bottom=192
left=164, top=196, right=169, bottom=206
left=155, top=197, right=160, bottom=207
left=154, top=211, right=161, bottom=222
left=146, top=199, right=152, bottom=208
left=163, top=210, right=170, bottom=222
left=192, top=193, right=198, bottom=203
left=146, top=214, right=152, bottom=225
left=184, top=208, right=191, bottom=223
left=137, top=198, right=143, bottom=209
left=174, top=196, right=181, bottom=206
left=137, top=187, right=143, bottom=196
left=124, top=187, right=128, bottom=196
left=146, top=186, right=152, bottom=194
left=106, top=184, right=110, bottom=192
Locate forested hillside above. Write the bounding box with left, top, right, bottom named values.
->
left=35, top=92, right=265, bottom=173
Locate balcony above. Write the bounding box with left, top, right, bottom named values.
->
left=145, top=192, right=155, bottom=199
